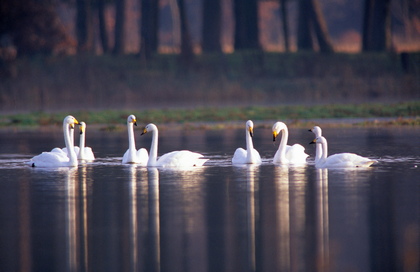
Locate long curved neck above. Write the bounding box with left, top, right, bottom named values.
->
left=79, top=129, right=85, bottom=158
left=316, top=137, right=328, bottom=166
left=245, top=129, right=254, bottom=161
left=128, top=122, right=136, bottom=151
left=148, top=129, right=158, bottom=166
left=277, top=127, right=288, bottom=161
left=315, top=142, right=322, bottom=163
left=64, top=123, right=77, bottom=166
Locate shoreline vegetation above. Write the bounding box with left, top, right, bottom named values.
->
left=1, top=102, right=419, bottom=130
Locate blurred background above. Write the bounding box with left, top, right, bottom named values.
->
left=0, top=0, right=419, bottom=112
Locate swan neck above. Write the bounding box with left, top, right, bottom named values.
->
left=148, top=129, right=158, bottom=166
left=245, top=129, right=254, bottom=160
left=277, top=128, right=288, bottom=160
left=64, top=123, right=77, bottom=165
left=79, top=129, right=85, bottom=158
left=128, top=123, right=136, bottom=151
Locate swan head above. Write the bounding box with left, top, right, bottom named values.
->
left=309, top=126, right=322, bottom=137
left=246, top=120, right=254, bottom=137
left=64, top=115, right=79, bottom=129
left=309, top=136, right=326, bottom=145
left=141, top=123, right=157, bottom=135
left=79, top=122, right=86, bottom=134
left=272, top=121, right=287, bottom=142
left=127, top=115, right=137, bottom=126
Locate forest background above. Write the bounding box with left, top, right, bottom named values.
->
left=0, top=0, right=419, bottom=116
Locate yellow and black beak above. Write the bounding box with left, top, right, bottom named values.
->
left=248, top=127, right=254, bottom=137
left=273, top=131, right=278, bottom=142
left=309, top=138, right=317, bottom=145
left=141, top=128, right=147, bottom=136
left=79, top=125, right=84, bottom=135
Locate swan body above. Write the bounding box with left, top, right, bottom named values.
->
left=77, top=122, right=95, bottom=161
left=29, top=115, right=79, bottom=167
left=309, top=126, right=323, bottom=161
left=141, top=123, right=208, bottom=168
left=232, top=120, right=262, bottom=164
left=310, top=136, right=377, bottom=168
left=122, top=115, right=149, bottom=165
left=272, top=122, right=308, bottom=165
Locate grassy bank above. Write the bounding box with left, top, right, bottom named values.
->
left=1, top=102, right=419, bottom=129
left=1, top=52, right=419, bottom=112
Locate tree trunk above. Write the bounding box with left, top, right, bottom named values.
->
left=297, top=0, right=333, bottom=52
left=97, top=0, right=109, bottom=53
left=297, top=0, right=313, bottom=51
left=233, top=0, right=260, bottom=50
left=202, top=0, right=222, bottom=53
left=140, top=0, right=159, bottom=59
left=113, top=0, right=126, bottom=55
left=177, top=0, right=194, bottom=64
left=76, top=0, right=93, bottom=52
left=279, top=0, right=290, bottom=52
left=308, top=0, right=334, bottom=52
left=362, top=0, right=391, bottom=51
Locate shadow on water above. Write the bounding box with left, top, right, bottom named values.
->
left=0, top=126, right=419, bottom=272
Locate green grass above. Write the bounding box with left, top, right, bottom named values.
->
left=1, top=101, right=419, bottom=129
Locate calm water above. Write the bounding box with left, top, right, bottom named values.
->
left=0, top=125, right=419, bottom=272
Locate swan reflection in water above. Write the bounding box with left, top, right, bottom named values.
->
left=315, top=168, right=330, bottom=271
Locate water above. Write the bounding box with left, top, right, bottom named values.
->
left=0, top=126, right=419, bottom=272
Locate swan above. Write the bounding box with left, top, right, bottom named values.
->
left=272, top=121, right=309, bottom=165
left=122, top=115, right=149, bottom=165
left=310, top=136, right=377, bottom=168
left=141, top=123, right=208, bottom=168
left=28, top=115, right=79, bottom=167
left=232, top=120, right=262, bottom=164
left=77, top=122, right=95, bottom=161
left=309, top=125, right=323, bottom=162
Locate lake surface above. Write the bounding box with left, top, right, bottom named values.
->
left=0, top=125, right=419, bottom=272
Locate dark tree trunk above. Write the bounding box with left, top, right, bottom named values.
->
left=362, top=0, right=392, bottom=51
left=297, top=0, right=313, bottom=50
left=308, top=0, right=334, bottom=52
left=202, top=0, right=222, bottom=53
left=97, top=0, right=109, bottom=53
left=177, top=0, right=194, bottom=65
left=140, top=0, right=159, bottom=59
left=113, top=0, right=126, bottom=55
left=297, top=0, right=334, bottom=52
left=233, top=0, right=260, bottom=50
left=76, top=0, right=93, bottom=52
left=279, top=0, right=290, bottom=52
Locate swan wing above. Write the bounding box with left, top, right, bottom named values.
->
left=285, top=144, right=309, bottom=164
left=322, top=153, right=377, bottom=168
left=136, top=148, right=149, bottom=166
left=232, top=148, right=247, bottom=164
left=251, top=149, right=262, bottom=164
left=157, top=150, right=208, bottom=168
left=29, top=151, right=71, bottom=167
left=81, top=147, right=95, bottom=161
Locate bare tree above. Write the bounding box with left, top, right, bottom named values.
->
left=279, top=0, right=290, bottom=52
left=177, top=0, right=194, bottom=64
left=76, top=0, right=94, bottom=52
left=97, top=0, right=109, bottom=53
left=297, top=0, right=334, bottom=52
left=202, top=0, right=222, bottom=53
left=113, top=0, right=126, bottom=55
left=233, top=0, right=260, bottom=50
left=362, top=0, right=392, bottom=51
left=140, top=0, right=159, bottom=60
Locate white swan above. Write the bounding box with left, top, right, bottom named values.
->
left=77, top=122, right=95, bottom=161
left=141, top=123, right=208, bottom=167
left=29, top=115, right=79, bottom=167
left=232, top=120, right=262, bottom=164
left=309, top=125, right=323, bottom=161
left=310, top=136, right=377, bottom=168
left=272, top=121, right=309, bottom=165
left=122, top=115, right=149, bottom=165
